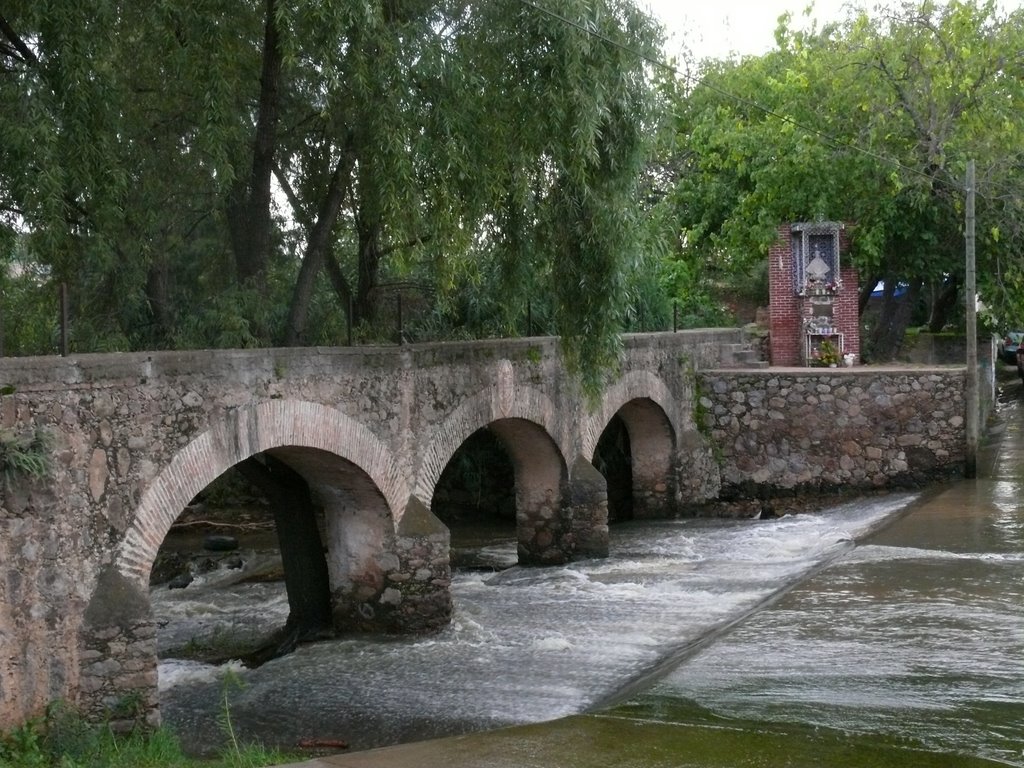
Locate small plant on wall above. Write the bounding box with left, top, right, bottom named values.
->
left=0, top=426, right=53, bottom=481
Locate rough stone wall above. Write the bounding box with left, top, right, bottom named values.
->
left=697, top=368, right=967, bottom=497
left=1, top=329, right=972, bottom=732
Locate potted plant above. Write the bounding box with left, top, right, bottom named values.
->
left=814, top=339, right=842, bottom=367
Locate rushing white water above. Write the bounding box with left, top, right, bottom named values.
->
left=152, top=549, right=290, bottom=665
left=156, top=494, right=915, bottom=754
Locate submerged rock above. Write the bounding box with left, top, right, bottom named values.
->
left=166, top=573, right=194, bottom=590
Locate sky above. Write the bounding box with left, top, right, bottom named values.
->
left=642, top=0, right=853, bottom=60
left=643, top=0, right=1023, bottom=61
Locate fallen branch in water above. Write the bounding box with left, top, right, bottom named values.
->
left=169, top=519, right=275, bottom=531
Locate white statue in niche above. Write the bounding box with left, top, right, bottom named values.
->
left=806, top=245, right=830, bottom=282
left=803, top=243, right=840, bottom=295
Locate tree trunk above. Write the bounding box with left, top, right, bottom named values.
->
left=283, top=151, right=355, bottom=345
left=226, top=0, right=282, bottom=287
left=236, top=454, right=332, bottom=665
left=354, top=217, right=382, bottom=326
left=869, top=278, right=921, bottom=361
left=926, top=276, right=960, bottom=333
left=858, top=273, right=880, bottom=316
left=324, top=252, right=354, bottom=326
left=145, top=260, right=173, bottom=344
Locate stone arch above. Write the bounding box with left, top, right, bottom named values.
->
left=414, top=382, right=564, bottom=507
left=82, top=400, right=427, bottom=727
left=586, top=372, right=678, bottom=519
left=116, top=400, right=408, bottom=588
left=581, top=370, right=678, bottom=461
left=416, top=382, right=572, bottom=564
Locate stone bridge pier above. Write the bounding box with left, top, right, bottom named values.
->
left=0, top=331, right=733, bottom=730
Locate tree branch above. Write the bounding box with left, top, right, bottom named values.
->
left=0, top=15, right=38, bottom=66
left=378, top=234, right=432, bottom=258
left=272, top=162, right=311, bottom=228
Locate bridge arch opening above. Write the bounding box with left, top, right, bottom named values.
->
left=88, top=400, right=451, bottom=725
left=432, top=417, right=570, bottom=567
left=151, top=445, right=396, bottom=671
left=431, top=427, right=517, bottom=570
left=593, top=397, right=676, bottom=521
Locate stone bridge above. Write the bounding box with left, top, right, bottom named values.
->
left=0, top=331, right=976, bottom=731
left=0, top=331, right=745, bottom=730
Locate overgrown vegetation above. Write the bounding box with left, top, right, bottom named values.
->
left=2, top=1, right=1021, bottom=370
left=656, top=1, right=1024, bottom=359
left=0, top=0, right=664, bottom=391
left=0, top=701, right=293, bottom=768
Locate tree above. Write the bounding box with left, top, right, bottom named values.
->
left=656, top=0, right=1024, bottom=359
left=236, top=454, right=333, bottom=664
left=266, top=0, right=663, bottom=385
left=1, top=0, right=664, bottom=387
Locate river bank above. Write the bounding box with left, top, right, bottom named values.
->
left=272, top=714, right=1009, bottom=768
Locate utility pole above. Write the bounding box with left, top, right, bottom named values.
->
left=59, top=282, right=69, bottom=357
left=965, top=160, right=978, bottom=479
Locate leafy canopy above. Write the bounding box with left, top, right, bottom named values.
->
left=0, top=0, right=664, bottom=387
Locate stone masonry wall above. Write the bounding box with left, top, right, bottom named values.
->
left=697, top=368, right=967, bottom=498
left=0, top=330, right=976, bottom=733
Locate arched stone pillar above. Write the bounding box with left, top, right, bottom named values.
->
left=569, top=455, right=609, bottom=558
left=489, top=418, right=571, bottom=565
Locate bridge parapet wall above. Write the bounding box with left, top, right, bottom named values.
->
left=697, top=367, right=967, bottom=500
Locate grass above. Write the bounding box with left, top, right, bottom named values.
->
left=0, top=702, right=296, bottom=768
left=0, top=427, right=53, bottom=482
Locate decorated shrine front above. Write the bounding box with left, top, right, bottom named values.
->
left=767, top=221, right=860, bottom=367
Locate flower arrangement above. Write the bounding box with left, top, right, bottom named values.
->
left=800, top=277, right=842, bottom=297
left=813, top=339, right=842, bottom=367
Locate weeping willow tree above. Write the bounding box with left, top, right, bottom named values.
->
left=1, top=0, right=663, bottom=386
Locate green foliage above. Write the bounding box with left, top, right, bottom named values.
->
left=656, top=0, right=1024, bottom=338
left=0, top=0, right=666, bottom=387
left=0, top=239, right=60, bottom=356
left=0, top=427, right=53, bottom=482
left=0, top=701, right=294, bottom=768
left=812, top=339, right=842, bottom=367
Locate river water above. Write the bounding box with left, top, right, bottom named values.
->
left=156, top=394, right=1024, bottom=767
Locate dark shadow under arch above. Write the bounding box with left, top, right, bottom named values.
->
left=150, top=445, right=395, bottom=671
left=431, top=427, right=517, bottom=570
left=431, top=417, right=570, bottom=566
left=593, top=398, right=676, bottom=521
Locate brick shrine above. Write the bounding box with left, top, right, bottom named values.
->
left=768, top=222, right=860, bottom=367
